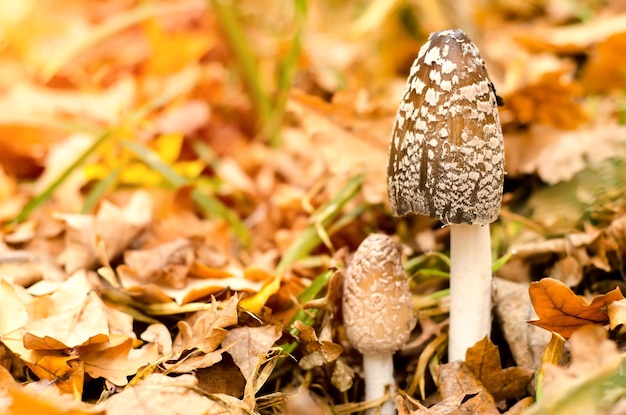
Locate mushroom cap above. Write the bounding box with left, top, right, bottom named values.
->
left=343, top=233, right=415, bottom=354
left=387, top=29, right=504, bottom=225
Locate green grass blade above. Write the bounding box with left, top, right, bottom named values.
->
left=276, top=174, right=364, bottom=274
left=263, top=0, right=307, bottom=147
left=121, top=139, right=250, bottom=246
left=81, top=166, right=122, bottom=214
left=191, top=188, right=251, bottom=247
left=211, top=0, right=271, bottom=128
left=14, top=131, right=111, bottom=223
left=280, top=268, right=334, bottom=354
left=121, top=139, right=187, bottom=187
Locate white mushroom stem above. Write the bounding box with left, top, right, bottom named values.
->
left=448, top=223, right=492, bottom=362
left=362, top=351, right=395, bottom=415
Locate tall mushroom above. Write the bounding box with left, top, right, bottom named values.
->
left=386, top=29, right=504, bottom=362
left=343, top=233, right=416, bottom=415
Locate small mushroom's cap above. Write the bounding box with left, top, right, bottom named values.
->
left=343, top=233, right=415, bottom=354
left=387, top=29, right=504, bottom=225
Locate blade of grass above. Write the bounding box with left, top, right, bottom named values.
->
left=14, top=131, right=111, bottom=223
left=262, top=0, right=307, bottom=147
left=275, top=174, right=363, bottom=274
left=120, top=139, right=250, bottom=246
left=81, top=166, right=122, bottom=213
left=211, top=0, right=271, bottom=129
left=281, top=268, right=335, bottom=355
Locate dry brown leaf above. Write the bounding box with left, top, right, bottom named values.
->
left=81, top=336, right=160, bottom=386
left=163, top=295, right=239, bottom=372
left=465, top=337, right=533, bottom=402
left=100, top=373, right=236, bottom=415
left=294, top=321, right=343, bottom=370
left=0, top=279, right=30, bottom=358
left=122, top=237, right=193, bottom=288
left=56, top=191, right=152, bottom=273
left=528, top=277, right=624, bottom=338
left=515, top=14, right=626, bottom=54
left=505, top=123, right=626, bottom=185
left=24, top=272, right=110, bottom=350
left=422, top=361, right=500, bottom=415
left=581, top=31, right=626, bottom=92
left=224, top=325, right=281, bottom=381
left=503, top=72, right=586, bottom=130
left=173, top=295, right=239, bottom=354
left=224, top=324, right=281, bottom=407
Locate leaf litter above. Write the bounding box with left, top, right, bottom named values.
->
left=2, top=0, right=626, bottom=414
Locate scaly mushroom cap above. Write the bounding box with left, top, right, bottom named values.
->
left=343, top=233, right=415, bottom=354
left=387, top=29, right=504, bottom=225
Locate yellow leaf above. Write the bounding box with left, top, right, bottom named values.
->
left=27, top=354, right=84, bottom=397
left=173, top=160, right=205, bottom=179
left=239, top=275, right=282, bottom=314
left=142, top=20, right=213, bottom=76
left=154, top=133, right=183, bottom=164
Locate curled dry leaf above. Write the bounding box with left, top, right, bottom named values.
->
left=465, top=336, right=533, bottom=402
left=165, top=295, right=239, bottom=372
left=294, top=320, right=343, bottom=370
left=55, top=191, right=152, bottom=274
left=528, top=277, right=624, bottom=338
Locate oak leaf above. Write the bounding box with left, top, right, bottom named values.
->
left=465, top=337, right=533, bottom=401
left=528, top=277, right=624, bottom=338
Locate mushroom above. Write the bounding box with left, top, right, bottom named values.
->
left=386, top=29, right=504, bottom=362
left=343, top=233, right=416, bottom=415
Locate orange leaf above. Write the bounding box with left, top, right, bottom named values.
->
left=528, top=278, right=624, bottom=338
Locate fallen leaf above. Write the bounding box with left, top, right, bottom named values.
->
left=164, top=295, right=239, bottom=372
left=26, top=353, right=84, bottom=397
left=504, top=71, right=586, bottom=130
left=81, top=337, right=160, bottom=386
left=172, top=295, right=239, bottom=355
left=24, top=272, right=110, bottom=350
left=122, top=237, right=194, bottom=288
left=419, top=360, right=500, bottom=414
left=100, top=373, right=233, bottom=415
left=56, top=191, right=152, bottom=273
left=581, top=31, right=626, bottom=92
left=239, top=274, right=282, bottom=314
left=224, top=324, right=281, bottom=407
left=465, top=337, right=533, bottom=401
left=528, top=277, right=624, bottom=338
left=526, top=325, right=625, bottom=414
left=7, top=380, right=103, bottom=415
left=294, top=321, right=343, bottom=370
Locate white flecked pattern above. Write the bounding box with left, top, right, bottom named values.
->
left=342, top=234, right=416, bottom=354
left=387, top=29, right=504, bottom=225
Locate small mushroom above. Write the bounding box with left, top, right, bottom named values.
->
left=343, top=233, right=416, bottom=415
left=386, top=29, right=504, bottom=362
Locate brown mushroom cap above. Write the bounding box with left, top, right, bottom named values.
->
left=386, top=29, right=504, bottom=225
left=343, top=234, right=415, bottom=354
